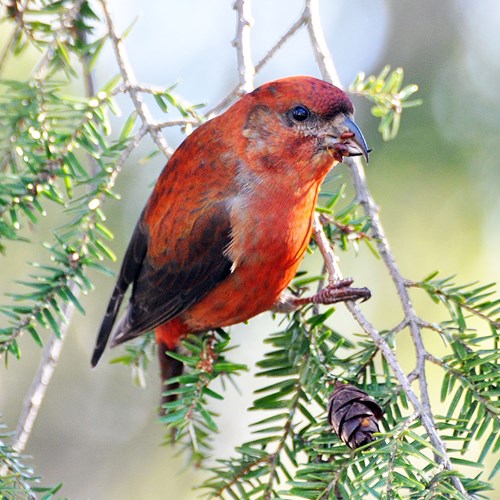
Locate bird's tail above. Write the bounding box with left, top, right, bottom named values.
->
left=91, top=284, right=126, bottom=367
left=158, top=341, right=184, bottom=413
left=91, top=218, right=148, bottom=367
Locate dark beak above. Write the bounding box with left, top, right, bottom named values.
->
left=326, top=116, right=370, bottom=164
left=340, top=116, right=370, bottom=163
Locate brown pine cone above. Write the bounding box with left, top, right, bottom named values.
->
left=327, top=382, right=383, bottom=449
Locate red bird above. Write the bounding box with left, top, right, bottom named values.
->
left=92, top=76, right=369, bottom=402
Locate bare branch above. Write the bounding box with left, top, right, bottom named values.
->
left=255, top=15, right=306, bottom=74
left=232, top=0, right=254, bottom=94
left=32, top=0, right=85, bottom=80
left=207, top=14, right=305, bottom=116
left=100, top=0, right=173, bottom=157
left=11, top=294, right=74, bottom=453
left=312, top=213, right=341, bottom=281
left=150, top=119, right=200, bottom=131
left=303, top=0, right=341, bottom=87
left=305, top=3, right=469, bottom=496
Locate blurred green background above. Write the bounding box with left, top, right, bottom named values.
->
left=1, top=0, right=499, bottom=497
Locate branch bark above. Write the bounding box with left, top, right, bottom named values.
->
left=305, top=1, right=469, bottom=495
left=4, top=11, right=151, bottom=458
left=0, top=2, right=481, bottom=497
left=208, top=13, right=305, bottom=116
left=100, top=0, right=172, bottom=157
left=233, top=0, right=254, bottom=94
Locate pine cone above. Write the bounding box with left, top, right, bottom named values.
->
left=327, top=382, right=383, bottom=449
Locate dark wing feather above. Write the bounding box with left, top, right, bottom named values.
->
left=99, top=201, right=233, bottom=352
left=91, top=217, right=148, bottom=366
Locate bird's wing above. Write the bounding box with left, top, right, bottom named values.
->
left=112, top=201, right=232, bottom=345
left=91, top=216, right=148, bottom=366
left=91, top=199, right=233, bottom=366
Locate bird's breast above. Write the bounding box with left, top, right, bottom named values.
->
left=179, top=179, right=320, bottom=331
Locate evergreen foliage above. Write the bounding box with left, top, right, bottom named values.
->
left=0, top=1, right=498, bottom=498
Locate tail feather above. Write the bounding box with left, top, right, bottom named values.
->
left=91, top=285, right=126, bottom=367
left=158, top=341, right=184, bottom=414
left=91, top=217, right=148, bottom=367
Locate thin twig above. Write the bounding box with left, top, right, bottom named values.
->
left=255, top=15, right=305, bottom=74
left=150, top=119, right=200, bottom=130
left=264, top=379, right=302, bottom=500
left=386, top=412, right=420, bottom=498
left=206, top=0, right=255, bottom=118
left=6, top=17, right=150, bottom=457
left=116, top=82, right=204, bottom=120
left=305, top=2, right=469, bottom=496
left=32, top=0, right=85, bottom=80
left=11, top=294, right=75, bottom=453
left=207, top=14, right=305, bottom=116
left=100, top=0, right=172, bottom=157
left=407, top=279, right=500, bottom=329
left=232, top=0, right=254, bottom=94
left=313, top=213, right=341, bottom=281
left=425, top=352, right=499, bottom=420
left=303, top=0, right=341, bottom=87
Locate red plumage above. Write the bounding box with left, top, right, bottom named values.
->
left=92, top=76, right=369, bottom=402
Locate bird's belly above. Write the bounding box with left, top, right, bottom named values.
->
left=179, top=181, right=319, bottom=332
left=180, top=229, right=308, bottom=331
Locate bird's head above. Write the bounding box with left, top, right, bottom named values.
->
left=239, top=76, right=369, bottom=181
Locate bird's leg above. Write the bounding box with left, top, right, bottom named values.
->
left=293, top=278, right=371, bottom=307
left=196, top=332, right=217, bottom=373
left=273, top=279, right=371, bottom=313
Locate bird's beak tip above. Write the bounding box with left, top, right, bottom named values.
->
left=343, top=116, right=370, bottom=164
left=328, top=116, right=370, bottom=164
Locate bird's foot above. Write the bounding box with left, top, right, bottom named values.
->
left=298, top=278, right=371, bottom=306
left=274, top=279, right=370, bottom=313
left=196, top=333, right=217, bottom=374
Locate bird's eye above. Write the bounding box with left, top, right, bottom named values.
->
left=291, top=105, right=310, bottom=122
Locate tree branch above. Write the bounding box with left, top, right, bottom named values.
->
left=32, top=0, right=85, bottom=80
left=232, top=0, right=254, bottom=94
left=207, top=13, right=305, bottom=116
left=303, top=0, right=341, bottom=87
left=305, top=2, right=469, bottom=496
left=100, top=0, right=172, bottom=157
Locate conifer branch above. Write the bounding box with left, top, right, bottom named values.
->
left=0, top=2, right=497, bottom=498
left=99, top=0, right=172, bottom=157
left=233, top=0, right=254, bottom=94
left=208, top=13, right=305, bottom=116
left=305, top=2, right=470, bottom=496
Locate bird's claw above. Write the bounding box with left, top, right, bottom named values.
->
left=287, top=278, right=371, bottom=309
left=310, top=278, right=371, bottom=305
